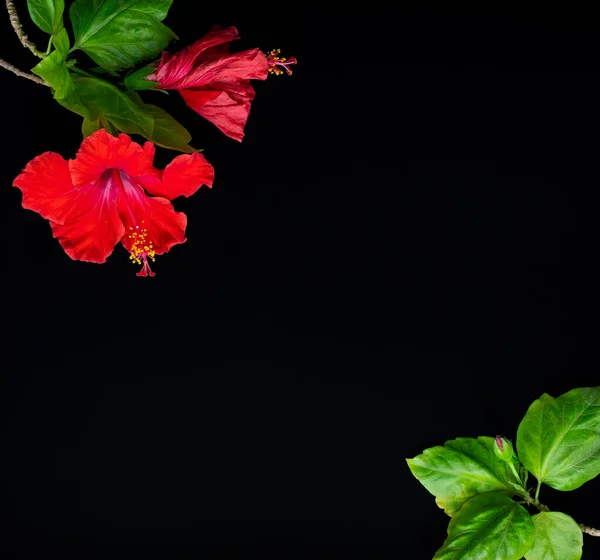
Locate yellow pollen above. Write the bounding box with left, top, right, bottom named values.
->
left=128, top=225, right=156, bottom=265
left=263, top=48, right=297, bottom=76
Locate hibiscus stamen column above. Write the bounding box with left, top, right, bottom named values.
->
left=264, top=49, right=297, bottom=76
left=127, top=224, right=157, bottom=277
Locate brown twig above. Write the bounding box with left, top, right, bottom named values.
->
left=0, top=57, right=48, bottom=86
left=6, top=0, right=45, bottom=58
left=580, top=524, right=600, bottom=537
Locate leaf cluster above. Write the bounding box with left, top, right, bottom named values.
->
left=408, top=387, right=600, bottom=559
left=28, top=0, right=194, bottom=152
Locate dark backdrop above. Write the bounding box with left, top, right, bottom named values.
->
left=0, top=1, right=596, bottom=557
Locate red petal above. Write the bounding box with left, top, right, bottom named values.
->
left=188, top=25, right=240, bottom=62
left=118, top=173, right=186, bottom=256
left=139, top=153, right=214, bottom=199
left=13, top=152, right=77, bottom=224
left=159, top=51, right=173, bottom=66
left=175, top=48, right=268, bottom=90
left=195, top=42, right=231, bottom=64
left=50, top=170, right=124, bottom=263
left=69, top=130, right=157, bottom=189
left=180, top=82, right=257, bottom=142
left=150, top=26, right=240, bottom=88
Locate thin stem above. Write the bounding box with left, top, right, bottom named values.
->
left=45, top=36, right=53, bottom=56
left=6, top=0, right=45, bottom=58
left=0, top=57, right=48, bottom=86
left=535, top=479, right=541, bottom=501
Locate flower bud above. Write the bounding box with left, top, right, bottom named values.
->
left=494, top=435, right=516, bottom=462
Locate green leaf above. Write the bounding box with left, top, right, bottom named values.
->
left=32, top=30, right=92, bottom=120
left=82, top=116, right=117, bottom=137
left=517, top=387, right=600, bottom=491
left=124, top=66, right=158, bottom=91
left=433, top=492, right=535, bottom=560
left=407, top=436, right=522, bottom=516
left=27, top=0, right=65, bottom=34
left=72, top=77, right=193, bottom=152
left=525, top=512, right=583, bottom=560
left=126, top=91, right=195, bottom=152
left=72, top=75, right=154, bottom=137
left=70, top=0, right=176, bottom=71
left=82, top=117, right=101, bottom=137
left=89, top=67, right=121, bottom=77
left=32, top=53, right=68, bottom=89
left=50, top=26, right=70, bottom=58
left=140, top=104, right=195, bottom=153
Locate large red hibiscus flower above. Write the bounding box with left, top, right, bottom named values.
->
left=146, top=26, right=296, bottom=142
left=13, top=129, right=214, bottom=277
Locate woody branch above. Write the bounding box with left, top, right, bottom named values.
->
left=0, top=57, right=48, bottom=85
left=580, top=524, right=600, bottom=537
left=6, top=0, right=45, bottom=58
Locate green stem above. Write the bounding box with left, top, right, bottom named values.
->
left=508, top=461, right=521, bottom=484
left=518, top=485, right=550, bottom=513
left=535, top=479, right=542, bottom=501
left=45, top=36, right=53, bottom=56
left=526, top=494, right=550, bottom=513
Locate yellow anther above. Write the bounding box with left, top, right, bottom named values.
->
left=127, top=221, right=159, bottom=274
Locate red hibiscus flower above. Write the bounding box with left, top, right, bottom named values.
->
left=146, top=26, right=297, bottom=142
left=13, top=129, right=214, bottom=277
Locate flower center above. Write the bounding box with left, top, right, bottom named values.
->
left=127, top=222, right=157, bottom=277
left=265, top=49, right=297, bottom=76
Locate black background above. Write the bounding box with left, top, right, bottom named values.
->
left=0, top=1, right=597, bottom=557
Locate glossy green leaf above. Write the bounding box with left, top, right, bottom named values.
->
left=525, top=512, right=583, bottom=560
left=27, top=0, right=65, bottom=34
left=124, top=66, right=158, bottom=91
left=70, top=0, right=176, bottom=71
left=32, top=30, right=92, bottom=120
left=433, top=492, right=535, bottom=560
left=407, top=436, right=522, bottom=516
left=517, top=387, right=600, bottom=490
left=72, top=76, right=154, bottom=137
